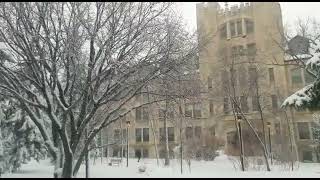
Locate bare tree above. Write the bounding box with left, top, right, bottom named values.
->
left=0, top=2, right=202, bottom=177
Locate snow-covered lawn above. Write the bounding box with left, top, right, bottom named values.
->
left=3, top=153, right=320, bottom=178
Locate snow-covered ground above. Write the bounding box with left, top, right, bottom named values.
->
left=2, top=152, right=320, bottom=178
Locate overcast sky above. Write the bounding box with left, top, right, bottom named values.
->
left=178, top=2, right=320, bottom=35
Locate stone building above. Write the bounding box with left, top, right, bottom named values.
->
left=102, top=2, right=320, bottom=163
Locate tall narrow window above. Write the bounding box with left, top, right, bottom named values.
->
left=159, top=107, right=165, bottom=121
left=231, top=46, right=238, bottom=57
left=291, top=68, right=303, bottom=85
left=239, top=66, right=247, bottom=88
left=220, top=23, right=227, bottom=38
left=249, top=67, right=258, bottom=86
left=209, top=100, right=214, bottom=116
left=237, top=20, right=242, bottom=36
left=208, top=76, right=213, bottom=89
left=143, top=148, right=149, bottom=158
left=186, top=127, right=193, bottom=139
left=159, top=128, right=165, bottom=142
left=209, top=126, right=216, bottom=136
left=240, top=96, right=248, bottom=113
left=223, top=97, right=229, bottom=114
left=230, top=21, right=236, bottom=37
left=185, top=103, right=193, bottom=117
left=246, top=19, right=254, bottom=34
left=168, top=127, right=175, bottom=141
left=221, top=70, right=229, bottom=91
left=269, top=68, right=275, bottom=83
left=143, top=106, right=149, bottom=121
left=275, top=123, right=280, bottom=134
left=114, top=129, right=120, bottom=142
left=195, top=126, right=202, bottom=138
left=252, top=96, right=259, bottom=111
left=297, top=122, right=310, bottom=139
left=143, top=128, right=149, bottom=142
left=135, top=128, right=142, bottom=142
left=238, top=45, right=244, bottom=56
left=136, top=107, right=142, bottom=121
left=194, top=103, right=202, bottom=118
left=271, top=95, right=278, bottom=110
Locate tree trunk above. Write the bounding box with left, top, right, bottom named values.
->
left=164, top=92, right=170, bottom=166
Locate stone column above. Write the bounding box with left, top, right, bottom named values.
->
left=242, top=18, right=246, bottom=37
left=227, top=21, right=231, bottom=40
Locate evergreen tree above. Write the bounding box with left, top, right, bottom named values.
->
left=0, top=99, right=47, bottom=173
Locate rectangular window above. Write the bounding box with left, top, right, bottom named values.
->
left=209, top=100, right=214, bottom=116
left=143, top=148, right=149, bottom=158
left=220, top=23, right=227, bottom=38
left=304, top=69, right=315, bottom=84
left=252, top=96, right=259, bottom=111
left=239, top=67, right=247, bottom=87
left=238, top=45, right=244, bottom=56
left=246, top=19, right=254, bottom=34
left=230, top=68, right=237, bottom=86
left=168, top=127, right=175, bottom=141
left=114, top=129, right=120, bottom=142
left=122, top=129, right=127, bottom=143
left=240, top=96, right=248, bottom=113
left=231, top=46, right=238, bottom=57
left=221, top=70, right=229, bottom=91
left=237, top=20, right=242, bottom=36
left=208, top=76, right=213, bottom=89
left=271, top=95, right=278, bottom=110
left=194, top=103, right=202, bottom=118
left=159, top=108, right=165, bottom=121
left=291, top=68, right=303, bottom=85
left=186, top=127, right=193, bottom=139
left=247, top=43, right=256, bottom=56
left=113, top=147, right=120, bottom=157
left=143, top=106, right=149, bottom=121
left=223, top=97, right=229, bottom=114
left=249, top=67, right=257, bottom=85
left=136, top=128, right=142, bottom=142
left=230, top=21, right=236, bottom=37
left=159, top=128, right=165, bottom=142
left=209, top=126, right=215, bottom=136
left=275, top=123, right=280, bottom=134
left=167, top=103, right=174, bottom=120
left=297, top=122, right=310, bottom=139
left=185, top=103, right=193, bottom=117
left=136, top=107, right=142, bottom=121
left=195, top=126, right=202, bottom=138
left=269, top=68, right=275, bottom=83
left=143, top=128, right=149, bottom=142
left=311, top=122, right=320, bottom=140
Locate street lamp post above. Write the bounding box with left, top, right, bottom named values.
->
left=267, top=122, right=272, bottom=165
left=126, top=120, right=131, bottom=167
left=237, top=114, right=245, bottom=171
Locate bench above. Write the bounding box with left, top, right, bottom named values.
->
left=110, top=158, right=122, bottom=166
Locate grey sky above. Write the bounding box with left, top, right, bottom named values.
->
left=178, top=2, right=320, bottom=35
